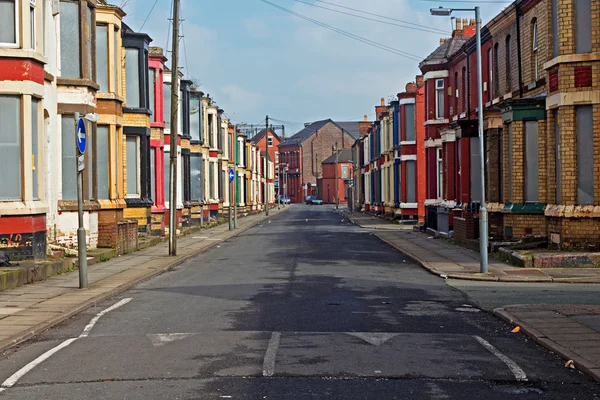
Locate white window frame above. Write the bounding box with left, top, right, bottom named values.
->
left=436, top=148, right=443, bottom=199
left=532, top=21, right=538, bottom=81
left=30, top=0, right=36, bottom=50
left=125, top=135, right=141, bottom=198
left=0, top=0, right=19, bottom=48
left=267, top=135, right=273, bottom=147
left=435, top=79, right=445, bottom=119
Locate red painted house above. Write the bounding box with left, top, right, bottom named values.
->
left=318, top=149, right=353, bottom=204
left=250, top=128, right=282, bottom=197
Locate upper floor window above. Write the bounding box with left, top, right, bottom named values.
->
left=575, top=0, right=592, bottom=54
left=454, top=72, right=459, bottom=115
left=404, top=104, right=415, bottom=141
left=487, top=48, right=493, bottom=101
left=96, top=24, right=109, bottom=92
left=190, top=93, right=202, bottom=142
left=267, top=136, right=273, bottom=147
left=506, top=35, right=512, bottom=93
left=29, top=0, right=35, bottom=50
left=0, top=0, right=18, bottom=47
left=125, top=48, right=141, bottom=107
left=551, top=0, right=558, bottom=57
left=493, top=43, right=500, bottom=98
left=461, top=67, right=466, bottom=112
left=532, top=20, right=539, bottom=81
left=163, top=82, right=171, bottom=129
left=435, top=79, right=444, bottom=119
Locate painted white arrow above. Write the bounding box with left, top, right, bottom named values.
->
left=346, top=332, right=399, bottom=346
left=77, top=130, right=86, bottom=143
left=147, top=333, right=194, bottom=347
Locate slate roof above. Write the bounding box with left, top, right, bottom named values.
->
left=279, top=119, right=361, bottom=147
left=322, top=149, right=354, bottom=164
left=419, top=37, right=469, bottom=69
left=249, top=128, right=281, bottom=144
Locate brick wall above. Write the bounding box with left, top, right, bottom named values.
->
left=486, top=128, right=502, bottom=203
left=503, top=214, right=546, bottom=238
left=453, top=210, right=479, bottom=243
left=548, top=217, right=600, bottom=250
left=98, top=220, right=138, bottom=254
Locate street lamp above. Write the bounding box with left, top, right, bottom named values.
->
left=430, top=6, right=488, bottom=274
left=73, top=112, right=99, bottom=289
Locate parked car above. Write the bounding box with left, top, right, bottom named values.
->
left=305, top=196, right=316, bottom=204
left=278, top=195, right=291, bottom=204
left=311, top=197, right=323, bottom=205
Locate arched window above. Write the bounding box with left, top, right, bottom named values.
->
left=462, top=67, right=466, bottom=112
left=532, top=19, right=538, bottom=81
left=493, top=43, right=500, bottom=98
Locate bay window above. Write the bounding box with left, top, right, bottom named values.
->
left=30, top=0, right=35, bottom=50
left=0, top=96, right=21, bottom=201
left=97, top=126, right=110, bottom=199
left=125, top=49, right=140, bottom=108
left=190, top=92, right=202, bottom=142
left=32, top=98, right=40, bottom=200
left=163, top=82, right=171, bottom=129
left=150, top=147, right=156, bottom=204
left=435, top=79, right=444, bottom=119
left=123, top=33, right=150, bottom=111
left=126, top=135, right=140, bottom=197
left=61, top=115, right=77, bottom=200
left=149, top=68, right=156, bottom=120
left=96, top=24, right=109, bottom=92
left=60, top=1, right=95, bottom=80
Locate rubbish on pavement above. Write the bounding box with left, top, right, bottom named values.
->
left=565, top=360, right=575, bottom=369
left=511, top=326, right=521, bottom=333
left=440, top=274, right=448, bottom=279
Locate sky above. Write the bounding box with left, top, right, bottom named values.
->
left=121, top=0, right=510, bottom=135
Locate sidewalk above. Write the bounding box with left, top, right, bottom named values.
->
left=0, top=208, right=287, bottom=354
left=342, top=209, right=600, bottom=382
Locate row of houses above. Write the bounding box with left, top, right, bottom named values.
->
left=0, top=0, right=278, bottom=261
left=354, top=0, right=600, bottom=251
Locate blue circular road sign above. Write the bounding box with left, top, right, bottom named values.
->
left=229, top=168, right=235, bottom=183
left=77, top=118, right=87, bottom=154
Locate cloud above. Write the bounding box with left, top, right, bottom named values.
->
left=243, top=17, right=270, bottom=38
left=218, top=84, right=265, bottom=118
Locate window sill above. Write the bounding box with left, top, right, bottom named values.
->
left=544, top=53, right=600, bottom=70
left=57, top=78, right=100, bottom=91
left=0, top=200, right=48, bottom=215
left=0, top=48, right=47, bottom=64
left=97, top=199, right=127, bottom=209
left=125, top=198, right=153, bottom=207
left=123, top=107, right=152, bottom=115
left=58, top=200, right=101, bottom=212
left=545, top=204, right=600, bottom=218
left=97, top=93, right=125, bottom=103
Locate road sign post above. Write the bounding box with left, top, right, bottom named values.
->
left=74, top=112, right=88, bottom=289
left=229, top=168, right=235, bottom=230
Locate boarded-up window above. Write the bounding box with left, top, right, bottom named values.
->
left=577, top=106, right=593, bottom=204
left=149, top=68, right=155, bottom=120
left=551, top=0, right=558, bottom=57
left=404, top=104, right=415, bottom=141
left=126, top=136, right=140, bottom=196
left=163, top=83, right=171, bottom=130
left=0, top=0, right=16, bottom=44
left=97, top=125, right=109, bottom=199
left=470, top=137, right=482, bottom=203
left=190, top=94, right=201, bottom=142
left=125, top=48, right=140, bottom=108
left=164, top=150, right=170, bottom=203
left=32, top=98, right=39, bottom=200
left=524, top=121, right=539, bottom=202
left=60, top=1, right=81, bottom=78
left=406, top=160, right=416, bottom=203
left=0, top=95, right=21, bottom=200
left=575, top=0, right=592, bottom=54
left=61, top=115, right=77, bottom=200
left=191, top=154, right=202, bottom=200
left=209, top=162, right=215, bottom=199
left=150, top=147, right=156, bottom=204
left=554, top=110, right=561, bottom=203
left=96, top=25, right=108, bottom=92
left=507, top=124, right=513, bottom=202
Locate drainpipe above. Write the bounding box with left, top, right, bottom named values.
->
left=515, top=4, right=524, bottom=98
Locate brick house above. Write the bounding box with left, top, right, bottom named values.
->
left=278, top=120, right=359, bottom=203
left=318, top=149, right=353, bottom=204
left=250, top=128, right=282, bottom=199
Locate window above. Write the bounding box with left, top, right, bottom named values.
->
left=488, top=48, right=493, bottom=101
left=551, top=0, right=558, bottom=57
left=96, top=25, right=108, bottom=92
left=30, top=1, right=35, bottom=50
left=125, top=48, right=140, bottom=108
left=87, top=5, right=92, bottom=80
left=524, top=121, right=539, bottom=202
left=461, top=67, right=466, bottom=111
left=149, top=68, right=155, bottom=120
left=454, top=72, right=459, bottom=114
left=577, top=105, right=593, bottom=204
left=190, top=94, right=201, bottom=142
left=506, top=36, right=512, bottom=93
left=97, top=126, right=109, bottom=199
left=182, top=152, right=190, bottom=202
left=404, top=104, right=415, bottom=141
left=32, top=98, right=40, bottom=200
left=470, top=137, right=482, bottom=203
left=507, top=124, right=513, bottom=202
left=163, top=82, right=171, bottom=129
left=493, top=43, right=500, bottom=98
left=275, top=152, right=279, bottom=163
left=60, top=1, right=81, bottom=78
left=435, top=79, right=444, bottom=119
left=267, top=136, right=273, bottom=147
left=532, top=20, right=539, bottom=81
left=126, top=136, right=140, bottom=197
left=436, top=148, right=443, bottom=199
left=0, top=96, right=21, bottom=201
left=164, top=150, right=170, bottom=202
left=87, top=122, right=94, bottom=200
left=406, top=161, right=416, bottom=203
left=0, top=0, right=17, bottom=47
left=209, top=162, right=215, bottom=199
left=208, top=114, right=214, bottom=148
left=61, top=115, right=77, bottom=200
left=147, top=148, right=155, bottom=205
left=191, top=154, right=202, bottom=200
left=575, top=0, right=592, bottom=54
left=554, top=110, right=561, bottom=203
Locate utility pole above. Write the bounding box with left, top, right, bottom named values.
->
left=334, top=142, right=339, bottom=209
left=168, top=0, right=180, bottom=256
left=265, top=115, right=269, bottom=216
left=234, top=125, right=239, bottom=228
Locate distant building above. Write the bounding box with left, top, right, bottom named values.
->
left=318, top=149, right=354, bottom=204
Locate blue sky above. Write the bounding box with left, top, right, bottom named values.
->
left=121, top=0, right=509, bottom=135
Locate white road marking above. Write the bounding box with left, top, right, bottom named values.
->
left=80, top=298, right=132, bottom=338
left=473, top=335, right=528, bottom=382
left=192, top=236, right=209, bottom=239
left=346, top=332, right=398, bottom=346
left=263, top=331, right=281, bottom=377
left=0, top=298, right=132, bottom=390
left=148, top=333, right=194, bottom=347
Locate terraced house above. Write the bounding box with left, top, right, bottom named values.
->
left=0, top=0, right=258, bottom=261
left=415, top=0, right=600, bottom=250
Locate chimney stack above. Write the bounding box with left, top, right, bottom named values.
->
left=456, top=18, right=462, bottom=31
left=416, top=75, right=424, bottom=88
left=364, top=114, right=368, bottom=122
left=406, top=82, right=417, bottom=93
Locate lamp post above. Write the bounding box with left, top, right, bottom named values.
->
left=430, top=6, right=488, bottom=273
left=73, top=112, right=99, bottom=289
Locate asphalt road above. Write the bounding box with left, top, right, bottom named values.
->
left=1, top=205, right=599, bottom=399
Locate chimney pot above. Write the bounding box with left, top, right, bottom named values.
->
left=470, top=18, right=476, bottom=26
left=456, top=18, right=462, bottom=30
left=380, top=97, right=385, bottom=106
left=364, top=114, right=368, bottom=122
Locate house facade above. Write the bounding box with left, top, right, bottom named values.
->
left=318, top=149, right=353, bottom=204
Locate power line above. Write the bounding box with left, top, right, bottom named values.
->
left=259, top=0, right=423, bottom=62
left=422, top=0, right=510, bottom=3
left=165, top=0, right=174, bottom=53
left=138, top=0, right=160, bottom=32
left=293, top=0, right=448, bottom=35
